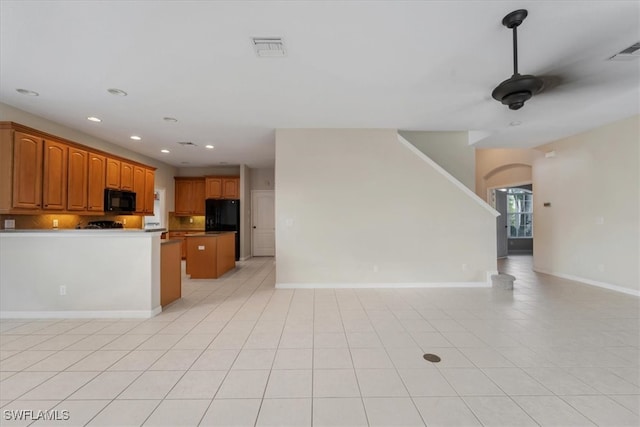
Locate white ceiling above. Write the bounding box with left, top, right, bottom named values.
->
left=1, top=1, right=638, bottom=168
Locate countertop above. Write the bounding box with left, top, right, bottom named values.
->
left=0, top=228, right=166, bottom=234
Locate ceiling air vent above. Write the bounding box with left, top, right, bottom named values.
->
left=177, top=141, right=197, bottom=147
left=252, top=37, right=286, bottom=57
left=609, top=42, right=640, bottom=61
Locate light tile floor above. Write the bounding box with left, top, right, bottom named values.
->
left=1, top=255, right=639, bottom=426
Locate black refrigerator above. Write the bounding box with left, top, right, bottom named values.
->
left=205, top=199, right=240, bottom=261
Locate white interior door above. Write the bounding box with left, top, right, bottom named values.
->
left=495, top=189, right=509, bottom=258
left=251, top=190, right=275, bottom=256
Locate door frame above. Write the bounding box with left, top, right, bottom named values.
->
left=487, top=181, right=533, bottom=258
left=251, top=189, right=275, bottom=257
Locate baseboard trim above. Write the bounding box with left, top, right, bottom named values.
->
left=0, top=306, right=163, bottom=319
left=533, top=268, right=640, bottom=297
left=276, top=282, right=491, bottom=289
left=240, top=256, right=252, bottom=261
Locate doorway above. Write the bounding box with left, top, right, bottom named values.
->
left=251, top=190, right=275, bottom=256
left=491, top=184, right=533, bottom=257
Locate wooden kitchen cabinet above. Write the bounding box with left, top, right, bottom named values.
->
left=168, top=231, right=188, bottom=259
left=133, top=166, right=146, bottom=214
left=222, top=177, right=239, bottom=199
left=0, top=121, right=157, bottom=216
left=144, top=168, right=155, bottom=215
left=174, top=177, right=205, bottom=215
left=67, top=147, right=88, bottom=211
left=87, top=153, right=106, bottom=211
left=205, top=176, right=239, bottom=199
left=105, top=157, right=121, bottom=189
left=205, top=177, right=222, bottom=199
left=120, top=161, right=134, bottom=190
left=42, top=139, right=68, bottom=210
left=11, top=131, right=43, bottom=209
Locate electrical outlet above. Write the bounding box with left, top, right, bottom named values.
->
left=597, top=264, right=605, bottom=272
left=4, top=219, right=15, bottom=229
left=59, top=285, right=66, bottom=296
left=373, top=265, right=379, bottom=273
left=53, top=219, right=59, bottom=228
left=462, top=263, right=468, bottom=271
left=123, top=218, right=127, bottom=225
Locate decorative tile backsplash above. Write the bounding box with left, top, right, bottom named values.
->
left=0, top=214, right=143, bottom=230
left=168, top=213, right=205, bottom=230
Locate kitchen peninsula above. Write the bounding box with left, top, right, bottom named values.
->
left=185, top=231, right=236, bottom=279
left=0, top=229, right=164, bottom=318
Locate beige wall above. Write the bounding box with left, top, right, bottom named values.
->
left=239, top=165, right=252, bottom=260
left=250, top=168, right=275, bottom=191
left=533, top=115, right=639, bottom=294
left=0, top=102, right=178, bottom=213
left=475, top=148, right=535, bottom=201
left=400, top=131, right=475, bottom=191
left=275, top=129, right=497, bottom=286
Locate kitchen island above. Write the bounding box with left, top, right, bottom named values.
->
left=185, top=231, right=236, bottom=279
left=0, top=229, right=164, bottom=318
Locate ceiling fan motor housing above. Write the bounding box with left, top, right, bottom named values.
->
left=492, top=73, right=544, bottom=110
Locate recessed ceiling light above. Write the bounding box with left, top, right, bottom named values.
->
left=219, top=162, right=228, bottom=165
left=130, top=135, right=141, bottom=141
left=509, top=121, right=522, bottom=126
left=87, top=116, right=102, bottom=122
left=205, top=145, right=214, bottom=149
left=161, top=149, right=170, bottom=153
left=16, top=88, right=39, bottom=96
left=163, top=117, right=178, bottom=122
left=181, top=161, right=190, bottom=164
left=107, top=88, right=128, bottom=96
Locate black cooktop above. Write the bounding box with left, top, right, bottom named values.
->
left=82, top=220, right=124, bottom=229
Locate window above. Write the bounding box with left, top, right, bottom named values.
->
left=506, top=188, right=532, bottom=238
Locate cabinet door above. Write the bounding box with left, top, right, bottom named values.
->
left=12, top=132, right=43, bottom=209
left=174, top=179, right=193, bottom=214
left=87, top=153, right=106, bottom=211
left=67, top=147, right=88, bottom=211
left=133, top=165, right=146, bottom=214
left=105, top=158, right=121, bottom=189
left=193, top=178, right=205, bottom=214
left=42, top=139, right=68, bottom=210
left=205, top=177, right=222, bottom=199
left=222, top=178, right=239, bottom=199
left=144, top=169, right=155, bottom=214
left=120, top=161, right=134, bottom=190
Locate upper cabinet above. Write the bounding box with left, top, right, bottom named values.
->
left=0, top=122, right=156, bottom=216
left=222, top=177, right=239, bottom=199
left=174, top=177, right=205, bottom=215
left=67, top=147, right=88, bottom=211
left=134, top=165, right=155, bottom=215
left=42, top=139, right=68, bottom=210
left=205, top=176, right=239, bottom=199
left=120, top=161, right=134, bottom=190
left=11, top=131, right=43, bottom=210
left=105, top=158, right=121, bottom=189
left=87, top=153, right=106, bottom=212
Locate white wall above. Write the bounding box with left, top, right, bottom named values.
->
left=533, top=115, right=639, bottom=295
left=0, top=231, right=161, bottom=317
left=275, top=129, right=497, bottom=287
left=399, top=131, right=475, bottom=191
left=0, top=102, right=178, bottom=213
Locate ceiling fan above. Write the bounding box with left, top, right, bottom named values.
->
left=492, top=9, right=545, bottom=110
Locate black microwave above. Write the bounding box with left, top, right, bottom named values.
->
left=104, top=189, right=136, bottom=213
